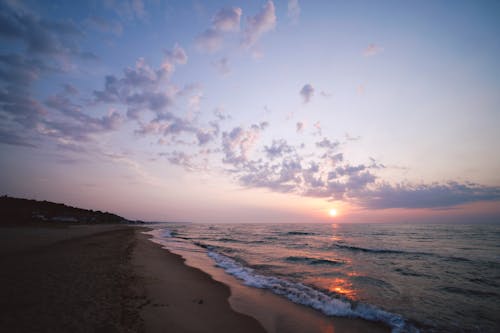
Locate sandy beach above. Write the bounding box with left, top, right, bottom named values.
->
left=0, top=224, right=389, bottom=332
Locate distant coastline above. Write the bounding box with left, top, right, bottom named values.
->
left=0, top=195, right=145, bottom=225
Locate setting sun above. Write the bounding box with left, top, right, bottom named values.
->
left=329, top=209, right=338, bottom=217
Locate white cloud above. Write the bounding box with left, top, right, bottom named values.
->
left=242, top=1, right=277, bottom=48
left=212, top=7, right=242, bottom=32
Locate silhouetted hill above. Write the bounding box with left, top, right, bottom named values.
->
left=0, top=196, right=137, bottom=225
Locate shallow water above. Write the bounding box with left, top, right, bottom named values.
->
left=149, top=223, right=500, bottom=333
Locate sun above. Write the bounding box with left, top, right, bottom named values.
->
left=329, top=208, right=338, bottom=217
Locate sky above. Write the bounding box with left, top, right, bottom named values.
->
left=1, top=0, right=499, bottom=223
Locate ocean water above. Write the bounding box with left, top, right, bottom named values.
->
left=148, top=223, right=500, bottom=333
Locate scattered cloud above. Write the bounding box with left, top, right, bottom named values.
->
left=212, top=7, right=242, bottom=32
left=242, top=1, right=276, bottom=48
left=264, top=139, right=294, bottom=159
left=196, top=6, right=242, bottom=52
left=287, top=0, right=301, bottom=24
left=103, top=0, right=147, bottom=21
left=195, top=28, right=224, bottom=53
left=357, top=182, right=500, bottom=209
left=0, top=2, right=85, bottom=56
left=300, top=84, right=314, bottom=103
left=222, top=122, right=268, bottom=165
left=86, top=16, right=123, bottom=35
left=296, top=121, right=305, bottom=133
left=212, top=57, right=231, bottom=75
left=363, top=43, right=383, bottom=57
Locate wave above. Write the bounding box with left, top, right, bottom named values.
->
left=162, top=229, right=173, bottom=238
left=331, top=243, right=408, bottom=254
left=286, top=231, right=316, bottom=236
left=208, top=251, right=417, bottom=333
left=440, top=286, right=499, bottom=298
left=285, top=256, right=344, bottom=266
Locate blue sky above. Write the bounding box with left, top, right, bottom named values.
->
left=1, top=0, right=499, bottom=222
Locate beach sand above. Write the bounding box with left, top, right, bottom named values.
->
left=0, top=225, right=143, bottom=332
left=0, top=224, right=390, bottom=332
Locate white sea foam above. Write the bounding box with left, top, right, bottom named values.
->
left=162, top=229, right=173, bottom=238
left=207, top=251, right=417, bottom=333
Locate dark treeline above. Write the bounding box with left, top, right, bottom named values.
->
left=0, top=196, right=136, bottom=225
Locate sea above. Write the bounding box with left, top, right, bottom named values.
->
left=146, top=223, right=500, bottom=333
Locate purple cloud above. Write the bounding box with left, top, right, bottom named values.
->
left=300, top=84, right=314, bottom=103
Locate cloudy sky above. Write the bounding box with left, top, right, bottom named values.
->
left=1, top=0, right=499, bottom=223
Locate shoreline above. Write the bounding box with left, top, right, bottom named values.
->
left=140, top=228, right=390, bottom=333
left=0, top=224, right=390, bottom=332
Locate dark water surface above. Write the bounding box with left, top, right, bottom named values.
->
left=150, top=223, right=500, bottom=332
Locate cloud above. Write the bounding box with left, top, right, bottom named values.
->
left=196, top=6, right=242, bottom=53
left=357, top=182, right=500, bottom=209
left=0, top=2, right=85, bottom=56
left=86, top=15, right=123, bottom=35
left=222, top=122, right=268, bottom=165
left=212, top=7, right=242, bottom=32
left=0, top=127, right=36, bottom=147
left=313, top=121, right=322, bottom=136
left=212, top=57, right=231, bottom=75
left=300, top=84, right=314, bottom=103
left=264, top=139, right=294, bottom=159
left=93, top=50, right=187, bottom=118
left=296, top=121, right=304, bottom=133
left=0, top=53, right=53, bottom=85
left=363, top=43, right=383, bottom=57
left=103, top=0, right=147, bottom=21
left=316, top=137, right=339, bottom=150
left=162, top=44, right=188, bottom=74
left=213, top=107, right=231, bottom=121
left=0, top=85, right=47, bottom=128
left=287, top=0, right=300, bottom=23
left=195, top=28, right=224, bottom=53
left=242, top=1, right=276, bottom=48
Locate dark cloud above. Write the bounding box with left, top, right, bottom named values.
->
left=357, top=182, right=500, bottom=209
left=316, top=137, right=339, bottom=150
left=300, top=83, right=314, bottom=103
left=0, top=53, right=53, bottom=85
left=0, top=85, right=46, bottom=127
left=264, top=139, right=294, bottom=159
left=0, top=127, right=36, bottom=147
left=0, top=2, right=84, bottom=56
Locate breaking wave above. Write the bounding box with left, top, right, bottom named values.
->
left=208, top=251, right=417, bottom=333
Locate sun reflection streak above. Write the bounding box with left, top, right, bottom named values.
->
left=313, top=276, right=357, bottom=299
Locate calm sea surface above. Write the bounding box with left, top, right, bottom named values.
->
left=149, top=223, right=500, bottom=333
